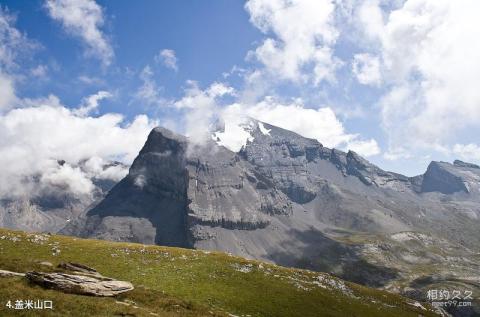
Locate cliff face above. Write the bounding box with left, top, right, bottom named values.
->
left=421, top=160, right=480, bottom=194
left=67, top=125, right=294, bottom=246
left=64, top=128, right=191, bottom=246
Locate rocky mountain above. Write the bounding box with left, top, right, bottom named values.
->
left=59, top=120, right=480, bottom=316
left=3, top=119, right=478, bottom=315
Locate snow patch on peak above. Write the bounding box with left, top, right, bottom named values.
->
left=258, top=122, right=271, bottom=136
left=212, top=119, right=255, bottom=152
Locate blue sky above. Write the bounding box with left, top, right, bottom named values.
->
left=1, top=0, right=480, bottom=179
left=4, top=0, right=260, bottom=111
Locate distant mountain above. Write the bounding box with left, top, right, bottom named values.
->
left=0, top=159, right=125, bottom=233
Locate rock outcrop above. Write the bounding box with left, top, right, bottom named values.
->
left=0, top=269, right=25, bottom=278
left=421, top=161, right=480, bottom=194
left=26, top=272, right=133, bottom=296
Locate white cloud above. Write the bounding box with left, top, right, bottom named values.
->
left=31, top=64, right=48, bottom=78
left=134, top=66, right=166, bottom=107
left=83, top=156, right=128, bottom=181
left=41, top=163, right=95, bottom=196
left=383, top=146, right=412, bottom=161
left=244, top=97, right=379, bottom=156
left=169, top=79, right=380, bottom=157
left=0, top=72, right=16, bottom=111
left=174, top=81, right=235, bottom=144
left=155, top=49, right=178, bottom=71
left=352, top=53, right=381, bottom=86
left=0, top=7, right=37, bottom=112
left=78, top=75, right=104, bottom=85
left=73, top=90, right=112, bottom=116
left=0, top=7, right=36, bottom=69
left=354, top=0, right=385, bottom=42
left=453, top=144, right=480, bottom=162
left=209, top=95, right=381, bottom=157
left=358, top=0, right=480, bottom=158
left=245, top=0, right=340, bottom=85
left=45, top=0, right=113, bottom=66
left=0, top=94, right=157, bottom=198
left=244, top=97, right=352, bottom=147
left=346, top=138, right=381, bottom=157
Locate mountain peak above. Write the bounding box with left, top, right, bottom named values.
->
left=140, top=127, right=187, bottom=156
left=421, top=160, right=475, bottom=194
left=453, top=159, right=480, bottom=169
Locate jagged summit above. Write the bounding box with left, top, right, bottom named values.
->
left=421, top=160, right=480, bottom=195
left=454, top=159, right=480, bottom=169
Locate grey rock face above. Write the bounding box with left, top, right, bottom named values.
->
left=62, top=120, right=480, bottom=293
left=421, top=161, right=480, bottom=194
left=454, top=160, right=480, bottom=169
left=66, top=126, right=290, bottom=244
left=64, top=128, right=190, bottom=246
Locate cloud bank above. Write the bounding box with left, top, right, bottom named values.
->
left=353, top=0, right=480, bottom=160
left=245, top=0, right=340, bottom=85
left=0, top=94, right=157, bottom=199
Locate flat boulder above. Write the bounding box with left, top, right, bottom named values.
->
left=26, top=271, right=133, bottom=296
left=0, top=269, right=25, bottom=278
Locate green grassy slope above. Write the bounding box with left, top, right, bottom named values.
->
left=0, top=228, right=439, bottom=317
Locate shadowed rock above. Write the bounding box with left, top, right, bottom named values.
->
left=58, top=262, right=108, bottom=280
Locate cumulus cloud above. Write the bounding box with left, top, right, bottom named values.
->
left=31, top=64, right=48, bottom=78
left=0, top=72, right=16, bottom=111
left=0, top=94, right=157, bottom=199
left=45, top=0, right=114, bottom=66
left=134, top=66, right=166, bottom=107
left=347, top=138, right=381, bottom=157
left=0, top=7, right=36, bottom=69
left=453, top=144, right=480, bottom=162
left=245, top=0, right=340, bottom=85
left=236, top=97, right=380, bottom=156
left=0, top=7, right=37, bottom=112
left=171, top=82, right=380, bottom=157
left=354, top=0, right=480, bottom=159
left=73, top=90, right=112, bottom=116
left=40, top=163, right=95, bottom=196
left=352, top=53, right=381, bottom=86
left=78, top=75, right=104, bottom=85
left=174, top=81, right=235, bottom=144
left=155, top=49, right=178, bottom=71
left=83, top=156, right=128, bottom=181
left=243, top=97, right=352, bottom=148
